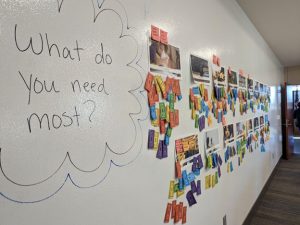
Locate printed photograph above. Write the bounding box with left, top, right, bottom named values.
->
left=254, top=81, right=259, bottom=92
left=190, top=54, right=210, bottom=84
left=260, top=116, right=264, bottom=126
left=259, top=83, right=264, bottom=92
left=236, top=121, right=246, bottom=137
left=223, top=124, right=234, bottom=142
left=213, top=67, right=226, bottom=84
left=248, top=78, right=253, bottom=90
left=228, top=70, right=238, bottom=86
left=239, top=74, right=246, bottom=88
left=205, top=128, right=220, bottom=152
left=247, top=119, right=253, bottom=133
left=149, top=39, right=181, bottom=78
left=254, top=117, right=259, bottom=129
left=175, top=134, right=199, bottom=162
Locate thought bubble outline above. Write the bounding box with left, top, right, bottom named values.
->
left=0, top=0, right=147, bottom=203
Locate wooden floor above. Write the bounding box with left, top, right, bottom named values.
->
left=247, top=154, right=300, bottom=225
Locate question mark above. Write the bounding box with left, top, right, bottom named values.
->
left=83, top=100, right=96, bottom=123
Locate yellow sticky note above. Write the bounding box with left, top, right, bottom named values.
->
left=151, top=108, right=160, bottom=127
left=153, top=131, right=159, bottom=150
left=212, top=175, right=215, bottom=188
left=205, top=175, right=211, bottom=189
left=208, top=115, right=212, bottom=127
left=176, top=189, right=185, bottom=198
left=227, top=163, right=230, bottom=173
left=191, top=108, right=195, bottom=120
left=168, top=180, right=175, bottom=199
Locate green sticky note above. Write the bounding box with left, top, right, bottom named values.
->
left=159, top=102, right=166, bottom=119
left=195, top=114, right=199, bottom=128
left=166, top=127, right=172, bottom=137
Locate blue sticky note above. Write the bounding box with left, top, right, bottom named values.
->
left=182, top=170, right=189, bottom=187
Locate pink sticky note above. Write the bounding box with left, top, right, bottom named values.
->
left=160, top=29, right=168, bottom=45
left=213, top=55, right=218, bottom=65
left=217, top=57, right=221, bottom=66
left=239, top=69, right=244, bottom=76
left=151, top=25, right=160, bottom=42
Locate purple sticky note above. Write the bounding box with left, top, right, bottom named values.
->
left=218, top=154, right=223, bottom=166
left=148, top=129, right=154, bottom=149
left=196, top=180, right=201, bottom=195
left=186, top=190, right=197, bottom=207
left=162, top=143, right=168, bottom=158
left=156, top=141, right=163, bottom=159
left=190, top=180, right=197, bottom=193
left=198, top=154, right=203, bottom=169
left=218, top=166, right=221, bottom=178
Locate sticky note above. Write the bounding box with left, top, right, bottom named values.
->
left=166, top=127, right=172, bottom=137
left=190, top=180, right=197, bottom=193
left=182, top=206, right=187, bottom=224
left=164, top=135, right=170, bottom=146
left=160, top=29, right=168, bottom=45
left=178, top=202, right=183, bottom=221
left=148, top=129, right=154, bottom=149
left=187, top=172, right=195, bottom=184
left=150, top=105, right=156, bottom=120
left=159, top=103, right=166, bottom=120
left=144, top=72, right=154, bottom=92
left=168, top=181, right=175, bottom=199
left=176, top=189, right=185, bottom=198
left=217, top=57, right=221, bottom=66
left=151, top=25, right=160, bottom=42
left=186, top=190, right=197, bottom=207
left=164, top=203, right=172, bottom=223
left=171, top=200, right=176, bottom=219
left=170, top=111, right=176, bottom=128
left=182, top=170, right=189, bottom=187
left=156, top=141, right=163, bottom=159
left=153, top=132, right=159, bottom=150
left=162, top=143, right=168, bottom=158
left=196, top=180, right=201, bottom=195
left=159, top=119, right=166, bottom=134
left=166, top=106, right=170, bottom=122
left=174, top=204, right=180, bottom=223
left=213, top=54, right=218, bottom=65
left=205, top=175, right=211, bottom=189
left=176, top=161, right=182, bottom=178
left=175, top=110, right=179, bottom=126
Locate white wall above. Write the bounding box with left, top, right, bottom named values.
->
left=0, top=0, right=283, bottom=225
left=285, top=66, right=300, bottom=84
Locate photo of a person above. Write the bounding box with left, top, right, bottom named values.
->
left=223, top=124, right=234, bottom=142
left=260, top=116, right=264, bottom=126
left=254, top=117, right=259, bottom=129
left=239, top=75, right=246, bottom=88
left=248, top=78, right=253, bottom=90
left=228, top=70, right=238, bottom=86
left=236, top=122, right=245, bottom=137
left=149, top=39, right=181, bottom=78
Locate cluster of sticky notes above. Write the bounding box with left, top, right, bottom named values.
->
left=151, top=25, right=168, bottom=45
left=189, top=85, right=211, bottom=130
left=164, top=200, right=187, bottom=224
left=211, top=86, right=228, bottom=124
left=206, top=152, right=222, bottom=170
left=227, top=87, right=238, bottom=116
left=145, top=73, right=182, bottom=159
left=205, top=170, right=220, bottom=189
left=224, top=145, right=236, bottom=163
left=165, top=153, right=203, bottom=224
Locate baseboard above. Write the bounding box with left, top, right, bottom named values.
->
left=242, top=158, right=281, bottom=225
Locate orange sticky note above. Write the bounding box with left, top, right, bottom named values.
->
left=171, top=200, right=176, bottom=219
left=151, top=25, right=160, bottom=42
left=160, top=29, right=168, bottom=45
left=164, top=203, right=172, bottom=223
left=160, top=119, right=166, bottom=134
left=175, top=110, right=179, bottom=126
left=182, top=206, right=187, bottom=224
left=175, top=204, right=180, bottom=223
left=144, top=72, right=154, bottom=92
left=178, top=202, right=183, bottom=221
left=170, top=111, right=175, bottom=128
left=176, top=161, right=182, bottom=178
left=147, top=90, right=155, bottom=106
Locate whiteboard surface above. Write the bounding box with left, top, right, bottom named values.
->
left=0, top=0, right=283, bottom=225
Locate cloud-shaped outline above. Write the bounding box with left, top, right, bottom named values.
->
left=0, top=0, right=148, bottom=203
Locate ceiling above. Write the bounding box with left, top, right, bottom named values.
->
left=237, top=0, right=300, bottom=67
